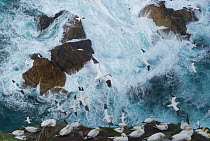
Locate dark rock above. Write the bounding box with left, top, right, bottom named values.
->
left=39, top=11, right=65, bottom=31
left=51, top=39, right=94, bottom=74
left=38, top=127, right=55, bottom=141
left=61, top=16, right=86, bottom=43
left=140, top=1, right=199, bottom=36
left=22, top=58, right=66, bottom=95
left=30, top=53, right=42, bottom=60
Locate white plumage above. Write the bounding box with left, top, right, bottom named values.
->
left=59, top=125, right=73, bottom=136
left=103, top=104, right=113, bottom=126
left=77, top=96, right=89, bottom=111
left=129, top=129, right=145, bottom=138
left=180, top=120, right=189, bottom=130
left=143, top=116, right=154, bottom=123
left=167, top=94, right=180, bottom=115
left=114, top=127, right=124, bottom=133
left=24, top=126, right=38, bottom=133
left=84, top=127, right=101, bottom=139
left=41, top=119, right=56, bottom=127
left=25, top=117, right=31, bottom=124
left=147, top=132, right=165, bottom=141
left=108, top=133, right=128, bottom=141
left=154, top=124, right=168, bottom=130
left=141, top=49, right=151, bottom=71
left=12, top=130, right=24, bottom=136
left=119, top=109, right=127, bottom=123
left=15, top=135, right=26, bottom=140
left=94, top=63, right=111, bottom=82
left=117, top=121, right=127, bottom=127
left=70, top=119, right=81, bottom=128
left=171, top=134, right=191, bottom=141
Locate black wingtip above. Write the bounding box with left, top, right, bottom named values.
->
left=108, top=122, right=114, bottom=126
left=12, top=80, right=15, bottom=83
left=64, top=119, right=68, bottom=125
left=85, top=105, right=89, bottom=111
left=74, top=95, right=77, bottom=100
left=176, top=110, right=180, bottom=116
left=64, top=112, right=67, bottom=116
left=80, top=101, right=82, bottom=105
left=55, top=100, right=58, bottom=104
left=92, top=57, right=99, bottom=64
left=20, top=90, right=25, bottom=94
left=122, top=109, right=125, bottom=113
left=106, top=80, right=112, bottom=87
left=104, top=104, right=107, bottom=109
left=170, top=93, right=175, bottom=97
left=147, top=65, right=150, bottom=71
left=141, top=49, right=146, bottom=53
left=75, top=112, right=77, bottom=116
left=78, top=87, right=84, bottom=91
left=186, top=114, right=190, bottom=124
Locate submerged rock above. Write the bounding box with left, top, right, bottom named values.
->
left=22, top=58, right=66, bottom=95
left=51, top=39, right=94, bottom=74
left=140, top=1, right=198, bottom=36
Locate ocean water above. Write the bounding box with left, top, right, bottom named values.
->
left=0, top=0, right=209, bottom=131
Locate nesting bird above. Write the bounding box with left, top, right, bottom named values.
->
left=147, top=132, right=165, bottom=141
left=128, top=129, right=145, bottom=138
left=171, top=134, right=191, bottom=141
left=58, top=120, right=73, bottom=136
left=70, top=119, right=81, bottom=129
left=41, top=119, right=56, bottom=127
left=15, top=135, right=26, bottom=140
left=131, top=124, right=144, bottom=130
left=154, top=123, right=168, bottom=131
left=195, top=128, right=210, bottom=138
left=167, top=94, right=180, bottom=116
left=11, top=130, right=24, bottom=136
left=116, top=121, right=127, bottom=127
left=141, top=49, right=152, bottom=71
left=92, top=58, right=112, bottom=87
left=84, top=127, right=101, bottom=140
left=103, top=104, right=114, bottom=126
left=114, top=127, right=124, bottom=133
left=143, top=116, right=154, bottom=123
left=108, top=133, right=128, bottom=141
left=23, top=126, right=39, bottom=133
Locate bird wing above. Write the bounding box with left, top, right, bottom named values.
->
left=95, top=63, right=103, bottom=76
left=104, top=109, right=109, bottom=117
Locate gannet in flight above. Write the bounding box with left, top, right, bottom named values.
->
left=41, top=119, right=56, bottom=127
left=119, top=109, right=127, bottom=123
left=55, top=100, right=67, bottom=115
left=108, top=133, right=128, bottom=141
left=141, top=49, right=152, bottom=71
left=25, top=117, right=31, bottom=124
left=103, top=104, right=114, bottom=126
left=114, top=127, right=124, bottom=133
left=190, top=63, right=197, bottom=76
left=154, top=123, right=168, bottom=131
left=167, top=94, right=180, bottom=116
left=58, top=120, right=73, bottom=136
left=147, top=132, right=165, bottom=141
left=77, top=96, right=89, bottom=111
left=69, top=95, right=79, bottom=116
left=143, top=116, right=154, bottom=123
left=75, top=16, right=85, bottom=22
left=12, top=80, right=25, bottom=94
left=128, top=129, right=145, bottom=138
left=84, top=127, right=101, bottom=140
left=92, top=58, right=112, bottom=87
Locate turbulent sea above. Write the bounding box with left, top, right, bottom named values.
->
left=0, top=0, right=210, bottom=131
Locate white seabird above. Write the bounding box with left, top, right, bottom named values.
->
left=25, top=117, right=31, bottom=124
left=23, top=126, right=39, bottom=133
left=116, top=121, right=127, bottom=127
left=171, top=134, right=191, bottom=141
left=103, top=104, right=114, bottom=126
left=69, top=95, right=79, bottom=116
left=196, top=129, right=210, bottom=139
left=141, top=49, right=152, bottom=71
left=55, top=100, right=67, bottom=115
left=92, top=58, right=112, bottom=87
left=11, top=130, right=24, bottom=136
left=167, top=94, right=180, bottom=116
left=77, top=49, right=84, bottom=51
left=154, top=123, right=168, bottom=131
left=41, top=119, right=56, bottom=127
left=114, top=127, right=124, bottom=133
left=75, top=16, right=85, bottom=22
left=179, top=126, right=194, bottom=136
left=70, top=119, right=81, bottom=129
left=77, top=96, right=89, bottom=111
left=180, top=120, right=189, bottom=130
left=143, top=116, right=154, bottom=123
left=147, top=132, right=165, bottom=141
left=131, top=124, right=144, bottom=130
left=119, top=109, right=127, bottom=123
left=58, top=120, right=73, bottom=136
left=129, top=129, right=145, bottom=138
left=15, top=135, right=26, bottom=140
left=190, top=63, right=197, bottom=76
left=84, top=127, right=101, bottom=140
left=108, top=133, right=128, bottom=141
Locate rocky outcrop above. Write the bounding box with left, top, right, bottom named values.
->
left=22, top=58, right=66, bottom=95
left=51, top=39, right=94, bottom=74
left=39, top=11, right=65, bottom=31
left=140, top=1, right=198, bottom=36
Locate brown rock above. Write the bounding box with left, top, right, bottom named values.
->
left=51, top=39, right=94, bottom=74
left=22, top=58, right=66, bottom=95
left=61, top=16, right=86, bottom=43
left=39, top=11, right=65, bottom=31
left=38, top=127, right=55, bottom=141
left=140, top=1, right=198, bottom=36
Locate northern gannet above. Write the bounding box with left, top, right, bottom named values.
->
left=131, top=124, right=144, bottom=130
left=108, top=133, right=128, bottom=141
left=119, top=109, right=127, bottom=123
left=11, top=130, right=24, bottom=136
left=84, top=127, right=101, bottom=140
left=154, top=123, right=168, bottom=131
left=92, top=58, right=112, bottom=87
left=55, top=100, right=67, bottom=115
left=171, top=134, right=191, bottom=141
left=114, top=127, right=124, bottom=133
left=77, top=96, right=89, bottom=111
left=147, top=132, right=165, bottom=141
left=196, top=129, right=210, bottom=138
left=116, top=121, right=127, bottom=127
left=23, top=126, right=39, bottom=133
left=129, top=129, right=145, bottom=138
left=41, top=119, right=56, bottom=127
left=12, top=80, right=24, bottom=94
left=141, top=49, right=152, bottom=71
left=167, top=94, right=180, bottom=116
left=58, top=120, right=73, bottom=136
left=180, top=120, right=189, bottom=130
left=25, top=117, right=31, bottom=124
left=70, top=119, right=81, bottom=129
left=15, top=135, right=26, bottom=140
left=69, top=95, right=79, bottom=116
left=190, top=63, right=197, bottom=76
left=103, top=104, right=114, bottom=126
left=75, top=16, right=85, bottom=22
left=179, top=126, right=194, bottom=136
left=143, top=116, right=154, bottom=123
